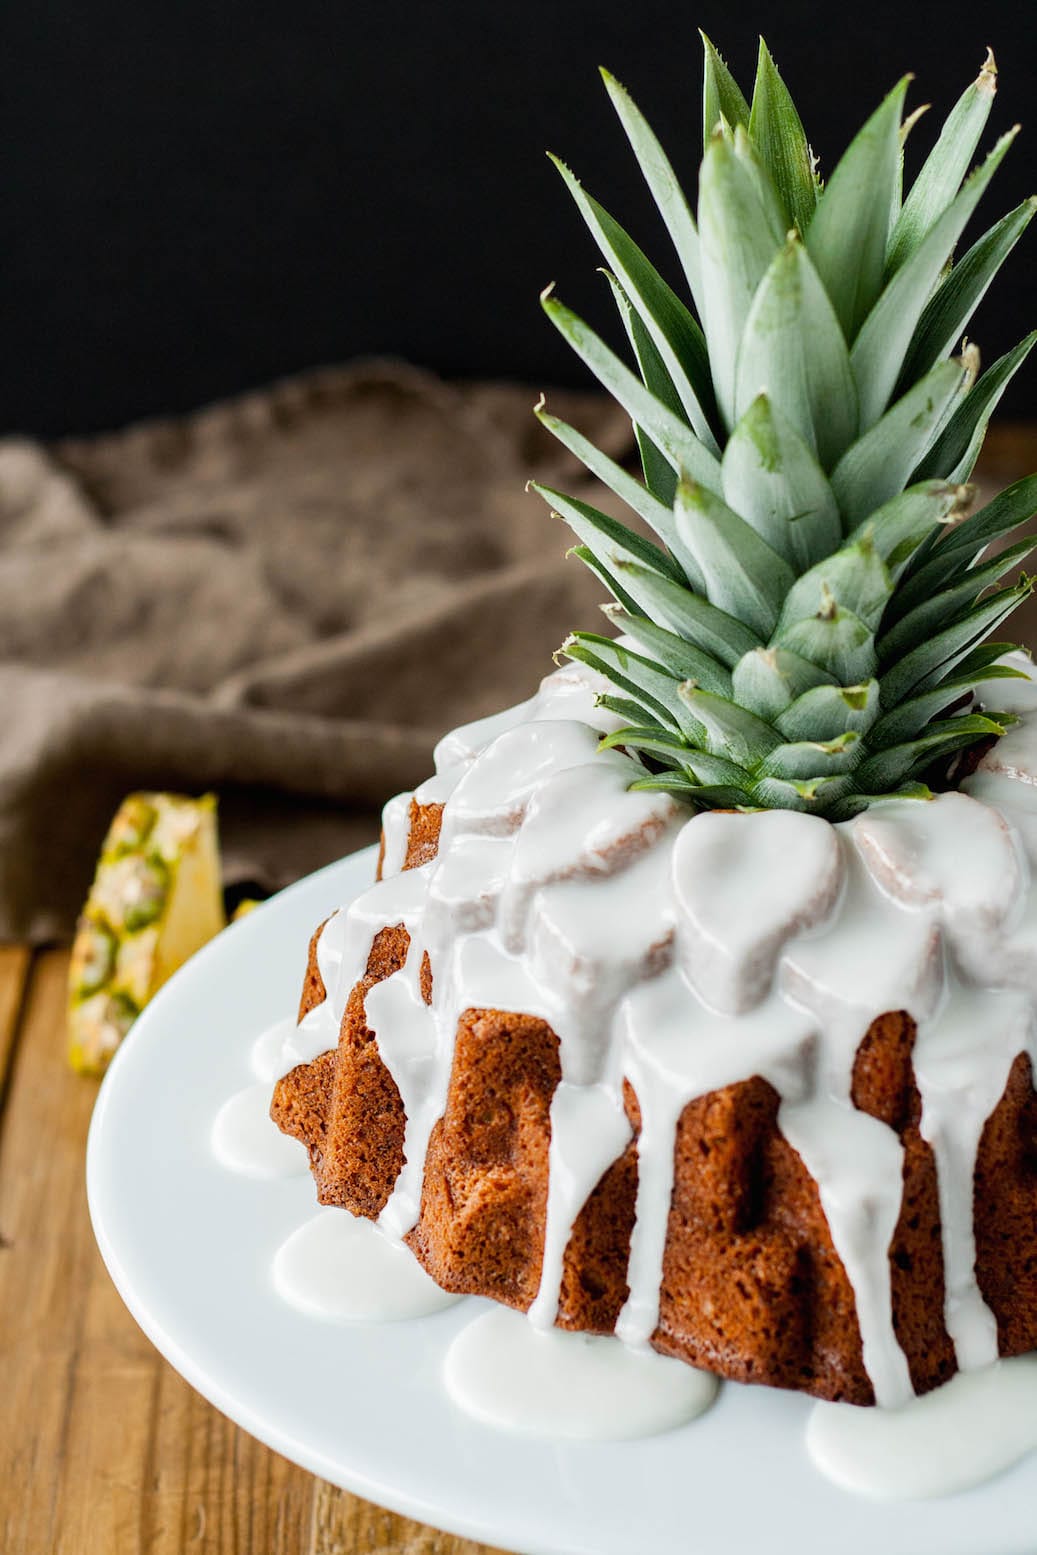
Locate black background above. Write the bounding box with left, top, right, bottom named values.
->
left=2, top=0, right=1036, bottom=436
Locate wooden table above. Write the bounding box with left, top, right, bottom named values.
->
left=0, top=947, right=509, bottom=1555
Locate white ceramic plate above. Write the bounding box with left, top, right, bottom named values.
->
left=87, top=846, right=1037, bottom=1555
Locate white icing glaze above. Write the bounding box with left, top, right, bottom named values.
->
left=915, top=986, right=1034, bottom=1370
left=379, top=791, right=412, bottom=879
left=672, top=808, right=844, bottom=1014
left=281, top=656, right=1037, bottom=1425
left=279, top=905, right=350, bottom=1070
left=980, top=720, right=1037, bottom=791
left=782, top=1097, right=912, bottom=1407
left=973, top=648, right=1037, bottom=717
left=443, top=1305, right=719, bottom=1440
left=807, top=1354, right=1037, bottom=1499
left=272, top=1208, right=460, bottom=1322
left=496, top=752, right=679, bottom=955
left=250, top=1015, right=297, bottom=1082
left=616, top=972, right=816, bottom=1348
left=528, top=1081, right=632, bottom=1329
left=211, top=1083, right=308, bottom=1178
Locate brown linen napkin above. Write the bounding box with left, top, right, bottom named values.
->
left=0, top=361, right=632, bottom=942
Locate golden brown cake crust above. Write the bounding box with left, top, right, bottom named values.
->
left=271, top=807, right=1037, bottom=1405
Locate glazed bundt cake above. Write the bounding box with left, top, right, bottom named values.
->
left=272, top=42, right=1037, bottom=1410
left=272, top=661, right=1037, bottom=1408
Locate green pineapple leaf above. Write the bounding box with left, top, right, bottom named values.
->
left=599, top=725, right=694, bottom=769
left=776, top=680, right=881, bottom=741
left=880, top=583, right=1035, bottom=706
left=698, top=130, right=785, bottom=427
left=846, top=481, right=972, bottom=575
left=893, top=472, right=1037, bottom=614
left=899, top=199, right=1037, bottom=386
left=600, top=68, right=702, bottom=309
left=674, top=479, right=794, bottom=637
left=564, top=632, right=702, bottom=736
left=602, top=270, right=683, bottom=505
left=721, top=395, right=842, bottom=569
left=678, top=684, right=782, bottom=767
left=870, top=662, right=1028, bottom=746
left=731, top=645, right=833, bottom=723
left=750, top=773, right=855, bottom=811
left=854, top=713, right=1007, bottom=790
left=533, top=401, right=703, bottom=585
left=529, top=481, right=684, bottom=585
left=748, top=39, right=818, bottom=236
left=886, top=49, right=998, bottom=274
left=831, top=357, right=967, bottom=524
left=778, top=537, right=892, bottom=635
left=914, top=332, right=1037, bottom=483
left=733, top=236, right=859, bottom=468
left=701, top=32, right=751, bottom=147
left=540, top=289, right=723, bottom=491
left=613, top=559, right=763, bottom=665
left=595, top=691, right=662, bottom=727
left=571, top=546, right=645, bottom=618
left=602, top=605, right=734, bottom=695
left=758, top=731, right=863, bottom=779
left=877, top=539, right=1037, bottom=665
left=851, top=129, right=1018, bottom=426
left=774, top=601, right=878, bottom=684
left=806, top=77, right=911, bottom=340
left=550, top=156, right=719, bottom=446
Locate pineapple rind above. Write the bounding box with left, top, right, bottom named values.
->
left=68, top=793, right=225, bottom=1076
left=539, top=40, right=1037, bottom=816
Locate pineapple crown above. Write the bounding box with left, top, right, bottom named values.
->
left=531, top=35, right=1037, bottom=818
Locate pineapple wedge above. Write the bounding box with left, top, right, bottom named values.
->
left=68, top=793, right=226, bottom=1075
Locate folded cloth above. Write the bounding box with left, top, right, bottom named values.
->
left=0, top=361, right=633, bottom=942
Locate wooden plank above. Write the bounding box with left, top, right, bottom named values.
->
left=0, top=950, right=314, bottom=1555
left=0, top=943, right=31, bottom=1106
left=309, top=1483, right=511, bottom=1555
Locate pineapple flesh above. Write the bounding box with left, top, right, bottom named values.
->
left=68, top=793, right=226, bottom=1075
left=534, top=38, right=1037, bottom=818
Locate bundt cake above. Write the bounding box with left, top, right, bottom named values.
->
left=272, top=658, right=1037, bottom=1409
left=271, top=41, right=1037, bottom=1411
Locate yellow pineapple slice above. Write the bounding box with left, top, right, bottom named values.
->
left=68, top=793, right=226, bottom=1075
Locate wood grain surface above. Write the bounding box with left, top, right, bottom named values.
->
left=0, top=950, right=509, bottom=1555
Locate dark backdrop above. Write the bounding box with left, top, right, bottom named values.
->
left=2, top=0, right=1036, bottom=436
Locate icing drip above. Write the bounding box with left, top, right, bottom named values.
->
left=528, top=1082, right=632, bottom=1330
left=281, top=905, right=348, bottom=1069
left=211, top=1083, right=308, bottom=1178
left=443, top=1305, right=719, bottom=1441
left=250, top=1016, right=297, bottom=1083
left=914, top=987, right=1034, bottom=1370
left=379, top=792, right=412, bottom=880
left=617, top=971, right=816, bottom=1349
left=272, top=1208, right=460, bottom=1322
left=365, top=934, right=441, bottom=1241
left=279, top=658, right=1037, bottom=1411
left=807, top=1354, right=1037, bottom=1499
left=780, top=1098, right=911, bottom=1407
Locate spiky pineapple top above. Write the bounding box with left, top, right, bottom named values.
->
left=531, top=36, right=1037, bottom=818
